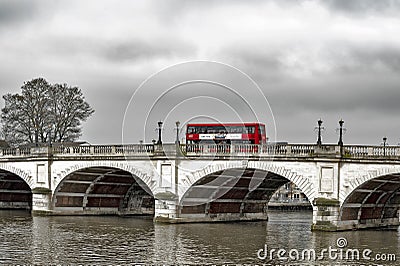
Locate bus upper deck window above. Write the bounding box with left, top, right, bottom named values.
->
left=230, top=126, right=243, bottom=133
left=245, top=126, right=255, bottom=134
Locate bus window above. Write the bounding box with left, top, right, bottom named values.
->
left=199, top=126, right=207, bottom=133
left=259, top=125, right=265, bottom=136
left=187, top=126, right=195, bottom=134
left=245, top=126, right=255, bottom=134
left=259, top=125, right=265, bottom=135
left=229, top=126, right=243, bottom=133
left=217, top=126, right=226, bottom=133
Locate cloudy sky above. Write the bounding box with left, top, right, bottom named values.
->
left=0, top=0, right=399, bottom=145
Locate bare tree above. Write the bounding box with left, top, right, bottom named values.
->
left=1, top=78, right=94, bottom=146
left=48, top=83, right=94, bottom=143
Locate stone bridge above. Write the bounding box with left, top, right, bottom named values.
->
left=1, top=143, right=400, bottom=231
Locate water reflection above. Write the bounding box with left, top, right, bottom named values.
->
left=0, top=210, right=33, bottom=264
left=0, top=210, right=399, bottom=265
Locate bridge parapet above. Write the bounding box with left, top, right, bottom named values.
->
left=0, top=144, right=154, bottom=160
left=52, top=144, right=154, bottom=155
left=183, top=143, right=400, bottom=160
left=0, top=143, right=400, bottom=160
left=343, top=145, right=400, bottom=158
left=1, top=147, right=32, bottom=156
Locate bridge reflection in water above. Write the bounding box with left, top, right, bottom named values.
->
left=0, top=143, right=400, bottom=231
left=1, top=210, right=399, bottom=264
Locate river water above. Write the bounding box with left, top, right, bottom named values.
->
left=0, top=210, right=398, bottom=265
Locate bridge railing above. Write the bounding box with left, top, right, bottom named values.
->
left=0, top=147, right=32, bottom=156
left=0, top=144, right=154, bottom=157
left=343, top=145, right=400, bottom=158
left=51, top=144, right=155, bottom=155
left=1, top=143, right=400, bottom=159
left=184, top=143, right=319, bottom=156
left=184, top=143, right=400, bottom=158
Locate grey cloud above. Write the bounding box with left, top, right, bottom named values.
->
left=224, top=45, right=400, bottom=117
left=153, top=0, right=224, bottom=18
left=218, top=46, right=287, bottom=82
left=350, top=47, right=400, bottom=72
left=103, top=39, right=195, bottom=62
left=309, top=44, right=400, bottom=74
left=228, top=50, right=283, bottom=73
left=222, top=39, right=400, bottom=81
left=164, top=0, right=400, bottom=14
left=0, top=0, right=39, bottom=27
left=152, top=0, right=298, bottom=24
left=323, top=0, right=400, bottom=14
left=43, top=36, right=196, bottom=64
left=267, top=74, right=400, bottom=113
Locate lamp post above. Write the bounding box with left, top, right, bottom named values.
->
left=157, top=121, right=163, bottom=145
left=338, top=119, right=344, bottom=146
left=175, top=121, right=180, bottom=144
left=383, top=137, right=387, bottom=156
left=316, top=119, right=323, bottom=146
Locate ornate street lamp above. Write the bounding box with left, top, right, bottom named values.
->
left=383, top=137, right=387, bottom=156
left=338, top=119, right=344, bottom=146
left=157, top=121, right=163, bottom=145
left=315, top=119, right=324, bottom=146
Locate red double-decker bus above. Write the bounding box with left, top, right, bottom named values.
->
left=186, top=122, right=267, bottom=144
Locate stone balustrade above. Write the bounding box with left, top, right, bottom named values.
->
left=0, top=143, right=400, bottom=159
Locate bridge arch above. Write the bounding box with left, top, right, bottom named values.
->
left=178, top=161, right=314, bottom=221
left=339, top=172, right=400, bottom=228
left=180, top=161, right=315, bottom=203
left=54, top=161, right=156, bottom=194
left=52, top=163, right=155, bottom=215
left=0, top=163, right=33, bottom=188
left=339, top=165, right=400, bottom=203
left=0, top=167, right=32, bottom=210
